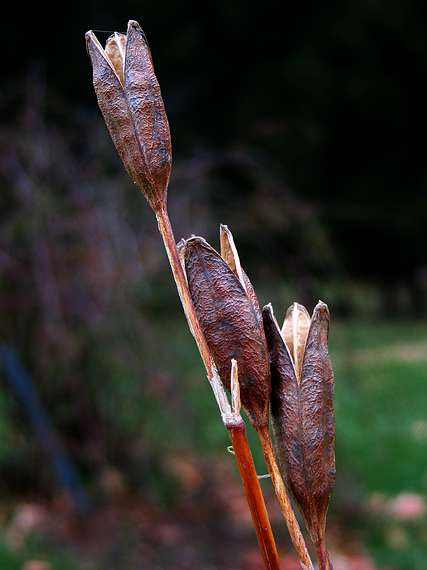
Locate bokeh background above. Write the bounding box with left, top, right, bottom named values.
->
left=1, top=2, right=427, bottom=569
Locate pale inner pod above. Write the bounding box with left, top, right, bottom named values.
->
left=105, top=33, right=127, bottom=85
left=281, top=302, right=311, bottom=382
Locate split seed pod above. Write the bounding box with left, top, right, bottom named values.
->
left=85, top=20, right=171, bottom=212
left=181, top=226, right=271, bottom=429
left=262, top=301, right=335, bottom=549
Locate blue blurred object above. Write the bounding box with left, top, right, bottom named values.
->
left=0, top=344, right=89, bottom=513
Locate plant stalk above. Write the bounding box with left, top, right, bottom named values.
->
left=156, top=206, right=213, bottom=371
left=155, top=206, right=280, bottom=569
left=315, top=538, right=333, bottom=570
left=228, top=420, right=281, bottom=570
left=257, top=425, right=313, bottom=570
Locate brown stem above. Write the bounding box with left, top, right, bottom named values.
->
left=257, top=425, right=313, bottom=570
left=156, top=206, right=213, bottom=372
left=228, top=421, right=281, bottom=570
left=155, top=206, right=281, bottom=570
left=315, top=538, right=333, bottom=570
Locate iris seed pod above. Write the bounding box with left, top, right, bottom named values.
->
left=85, top=20, right=171, bottom=212
left=262, top=301, right=335, bottom=555
left=182, top=227, right=271, bottom=429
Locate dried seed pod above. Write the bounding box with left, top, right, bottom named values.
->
left=85, top=20, right=171, bottom=212
left=183, top=233, right=270, bottom=429
left=262, top=302, right=335, bottom=550
left=125, top=21, right=171, bottom=198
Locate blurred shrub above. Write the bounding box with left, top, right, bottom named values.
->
left=0, top=73, right=425, bottom=509
left=0, top=74, right=338, bottom=498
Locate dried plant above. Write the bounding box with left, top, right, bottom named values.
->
left=263, top=302, right=336, bottom=569
left=180, top=228, right=313, bottom=569
left=85, top=19, right=336, bottom=570
left=86, top=21, right=281, bottom=570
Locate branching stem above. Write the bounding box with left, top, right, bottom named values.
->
left=155, top=206, right=281, bottom=570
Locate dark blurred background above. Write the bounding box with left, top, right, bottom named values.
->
left=1, top=2, right=427, bottom=569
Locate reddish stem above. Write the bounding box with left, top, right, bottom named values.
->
left=156, top=206, right=281, bottom=570
left=228, top=421, right=281, bottom=570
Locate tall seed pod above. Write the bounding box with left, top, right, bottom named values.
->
left=262, top=301, right=336, bottom=570
left=181, top=226, right=271, bottom=430
left=85, top=20, right=171, bottom=213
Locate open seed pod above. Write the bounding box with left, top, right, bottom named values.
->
left=181, top=226, right=271, bottom=429
left=262, top=301, right=336, bottom=551
left=86, top=20, right=171, bottom=212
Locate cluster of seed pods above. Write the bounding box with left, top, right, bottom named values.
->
left=86, top=21, right=335, bottom=570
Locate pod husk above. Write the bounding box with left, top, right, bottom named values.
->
left=86, top=20, right=171, bottom=212
left=262, top=302, right=335, bottom=545
left=124, top=21, right=171, bottom=200
left=184, top=237, right=270, bottom=429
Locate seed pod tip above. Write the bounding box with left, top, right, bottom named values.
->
left=86, top=20, right=171, bottom=213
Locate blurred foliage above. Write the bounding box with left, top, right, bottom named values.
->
left=0, top=537, right=87, bottom=570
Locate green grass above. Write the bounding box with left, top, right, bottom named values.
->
left=330, top=320, right=427, bottom=569
left=335, top=359, right=427, bottom=492
left=332, top=319, right=427, bottom=351
left=330, top=320, right=427, bottom=493
left=0, top=536, right=88, bottom=570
